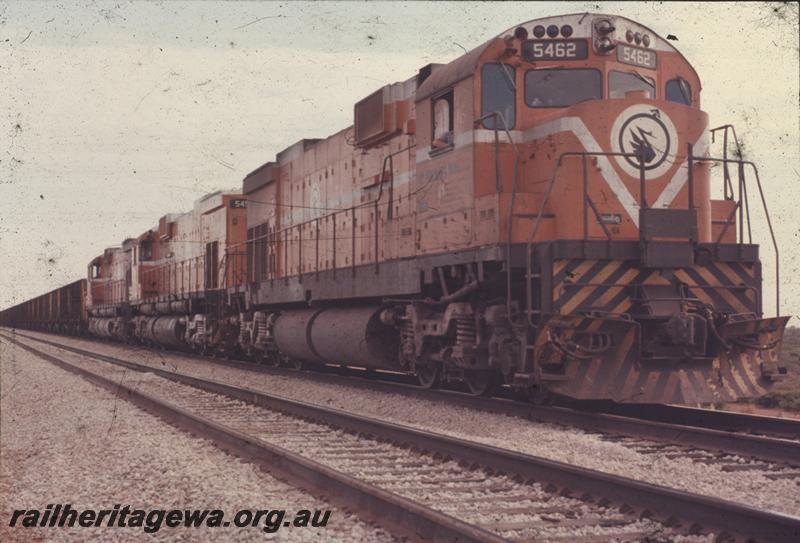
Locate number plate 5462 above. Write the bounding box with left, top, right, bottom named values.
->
left=617, top=44, right=656, bottom=69
left=523, top=39, right=588, bottom=61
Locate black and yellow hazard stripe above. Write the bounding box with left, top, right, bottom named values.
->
left=548, top=325, right=774, bottom=403
left=552, top=258, right=667, bottom=315
left=535, top=314, right=641, bottom=400
left=543, top=259, right=775, bottom=404
left=552, top=259, right=638, bottom=314
left=551, top=258, right=759, bottom=316
left=673, top=262, right=757, bottom=314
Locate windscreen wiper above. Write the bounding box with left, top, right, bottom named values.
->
left=500, top=63, right=516, bottom=92
left=632, top=70, right=655, bottom=88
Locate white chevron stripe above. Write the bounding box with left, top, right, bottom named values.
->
left=521, top=117, right=642, bottom=226
left=420, top=117, right=709, bottom=227
left=653, top=131, right=709, bottom=208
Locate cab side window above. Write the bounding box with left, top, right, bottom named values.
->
left=481, top=63, right=516, bottom=129
left=666, top=78, right=692, bottom=105
left=140, top=241, right=152, bottom=261
left=431, top=90, right=454, bottom=150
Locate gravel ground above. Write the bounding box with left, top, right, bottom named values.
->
left=0, top=337, right=397, bottom=543
left=8, top=336, right=713, bottom=543
left=10, top=329, right=800, bottom=518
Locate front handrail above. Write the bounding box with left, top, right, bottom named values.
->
left=689, top=155, right=780, bottom=315
left=710, top=124, right=742, bottom=200
left=521, top=147, right=778, bottom=318
left=523, top=150, right=643, bottom=326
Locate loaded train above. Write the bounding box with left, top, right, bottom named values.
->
left=1, top=14, right=789, bottom=404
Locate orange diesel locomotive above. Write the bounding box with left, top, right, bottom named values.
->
left=1, top=13, right=788, bottom=405
left=235, top=13, right=787, bottom=403
left=85, top=190, right=248, bottom=351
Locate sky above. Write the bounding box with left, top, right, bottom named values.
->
left=1, top=1, right=798, bottom=318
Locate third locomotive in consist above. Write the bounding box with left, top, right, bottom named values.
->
left=2, top=14, right=789, bottom=404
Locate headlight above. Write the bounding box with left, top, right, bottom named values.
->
left=594, top=19, right=615, bottom=34
left=595, top=36, right=616, bottom=53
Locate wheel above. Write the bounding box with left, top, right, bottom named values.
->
left=463, top=370, right=498, bottom=397
left=260, top=351, right=281, bottom=367
left=524, top=385, right=552, bottom=405
left=415, top=363, right=441, bottom=389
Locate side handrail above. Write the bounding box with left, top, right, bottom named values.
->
left=371, top=143, right=415, bottom=273
left=474, top=111, right=520, bottom=322
left=243, top=142, right=416, bottom=280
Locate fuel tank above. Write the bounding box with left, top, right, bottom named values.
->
left=136, top=316, right=186, bottom=348
left=273, top=309, right=326, bottom=364
left=138, top=303, right=156, bottom=316
left=273, top=306, right=399, bottom=369
left=150, top=316, right=186, bottom=348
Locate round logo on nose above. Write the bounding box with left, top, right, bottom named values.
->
left=611, top=105, right=678, bottom=179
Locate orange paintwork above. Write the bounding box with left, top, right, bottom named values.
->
left=86, top=192, right=248, bottom=308
left=244, top=14, right=729, bottom=283
left=75, top=13, right=741, bottom=310
left=86, top=246, right=130, bottom=309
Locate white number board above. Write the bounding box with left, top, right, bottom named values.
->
left=523, top=39, right=588, bottom=61
left=617, top=44, right=656, bottom=69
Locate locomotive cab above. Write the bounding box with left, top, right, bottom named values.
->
left=86, top=245, right=132, bottom=341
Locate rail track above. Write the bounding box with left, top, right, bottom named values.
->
left=604, top=403, right=800, bottom=440
left=2, top=331, right=800, bottom=542
left=9, top=329, right=800, bottom=468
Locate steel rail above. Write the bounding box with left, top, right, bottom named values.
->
left=4, top=332, right=800, bottom=543
left=9, top=329, right=800, bottom=465
left=605, top=403, right=800, bottom=441
left=1, top=333, right=503, bottom=543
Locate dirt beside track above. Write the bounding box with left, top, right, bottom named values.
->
left=0, top=338, right=395, bottom=542
left=9, top=329, right=800, bottom=518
